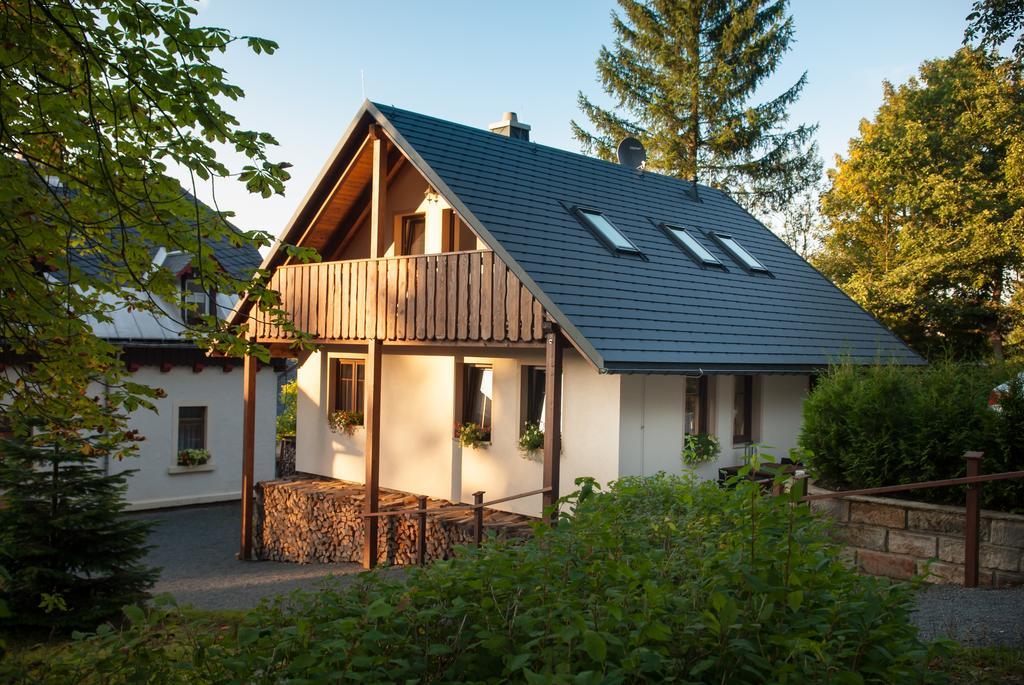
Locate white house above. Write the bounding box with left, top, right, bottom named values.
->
left=88, top=240, right=280, bottom=510
left=227, top=102, right=922, bottom=564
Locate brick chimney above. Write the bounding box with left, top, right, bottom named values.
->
left=488, top=112, right=531, bottom=141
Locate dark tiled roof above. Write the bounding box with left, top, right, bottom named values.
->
left=374, top=103, right=923, bottom=372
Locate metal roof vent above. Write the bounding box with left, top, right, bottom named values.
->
left=488, top=112, right=531, bottom=141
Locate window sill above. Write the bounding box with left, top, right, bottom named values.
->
left=167, top=463, right=215, bottom=475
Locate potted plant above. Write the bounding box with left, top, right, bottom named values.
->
left=518, top=422, right=544, bottom=460
left=454, top=422, right=488, bottom=449
left=681, top=433, right=720, bottom=467
left=177, top=448, right=211, bottom=467
left=328, top=409, right=364, bottom=436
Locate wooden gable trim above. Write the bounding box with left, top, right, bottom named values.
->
left=285, top=133, right=374, bottom=262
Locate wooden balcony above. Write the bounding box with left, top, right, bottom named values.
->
left=254, top=250, right=547, bottom=344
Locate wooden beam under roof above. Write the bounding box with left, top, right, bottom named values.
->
left=285, top=134, right=375, bottom=261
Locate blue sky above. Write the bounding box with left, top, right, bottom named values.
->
left=190, top=0, right=975, bottom=236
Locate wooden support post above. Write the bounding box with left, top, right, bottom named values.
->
left=369, top=124, right=388, bottom=260
left=417, top=495, right=428, bottom=566
left=964, top=451, right=984, bottom=588
left=362, top=339, right=383, bottom=569
left=542, top=325, right=563, bottom=523
left=473, top=491, right=485, bottom=547
left=239, top=352, right=257, bottom=561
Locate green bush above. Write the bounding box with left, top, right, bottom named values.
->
left=276, top=380, right=296, bottom=440
left=800, top=361, right=1024, bottom=512
left=5, top=473, right=939, bottom=684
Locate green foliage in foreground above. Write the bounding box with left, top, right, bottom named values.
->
left=801, top=361, right=1024, bottom=512
left=1, top=474, right=940, bottom=683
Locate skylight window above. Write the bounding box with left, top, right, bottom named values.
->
left=711, top=232, right=771, bottom=274
left=662, top=224, right=722, bottom=267
left=574, top=208, right=641, bottom=255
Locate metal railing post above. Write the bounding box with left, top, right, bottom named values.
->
left=416, top=495, right=427, bottom=566
left=964, top=451, right=983, bottom=588
left=473, top=491, right=485, bottom=547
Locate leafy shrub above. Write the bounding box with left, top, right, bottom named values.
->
left=454, top=421, right=488, bottom=448
left=327, top=409, right=363, bottom=435
left=176, top=448, right=210, bottom=466
left=275, top=380, right=296, bottom=440
left=681, top=432, right=720, bottom=466
left=518, top=421, right=544, bottom=458
left=801, top=361, right=1024, bottom=512
left=6, top=473, right=940, bottom=683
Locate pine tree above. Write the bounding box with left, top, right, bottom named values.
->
left=0, top=437, right=157, bottom=632
left=572, top=0, right=820, bottom=215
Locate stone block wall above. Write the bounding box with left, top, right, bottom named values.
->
left=809, top=485, right=1024, bottom=586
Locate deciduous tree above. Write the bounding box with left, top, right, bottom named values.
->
left=572, top=0, right=820, bottom=216
left=816, top=48, right=1024, bottom=360
left=0, top=0, right=307, bottom=450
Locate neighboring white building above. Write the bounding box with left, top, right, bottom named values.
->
left=90, top=243, right=280, bottom=510
left=229, top=102, right=923, bottom=541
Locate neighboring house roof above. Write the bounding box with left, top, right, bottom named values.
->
left=249, top=101, right=924, bottom=373
left=79, top=194, right=263, bottom=346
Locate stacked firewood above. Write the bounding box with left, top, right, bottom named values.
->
left=254, top=477, right=534, bottom=565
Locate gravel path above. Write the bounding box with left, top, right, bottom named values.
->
left=912, top=584, right=1024, bottom=647
left=131, top=502, right=399, bottom=611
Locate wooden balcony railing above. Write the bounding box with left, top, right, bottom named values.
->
left=254, top=250, right=547, bottom=344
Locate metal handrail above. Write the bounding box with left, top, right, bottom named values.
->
left=361, top=486, right=551, bottom=518
left=361, top=486, right=552, bottom=566
left=800, top=470, right=1024, bottom=501
left=789, top=452, right=1024, bottom=587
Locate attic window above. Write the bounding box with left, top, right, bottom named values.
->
left=574, top=208, right=641, bottom=255
left=662, top=224, right=722, bottom=268
left=710, top=233, right=770, bottom=274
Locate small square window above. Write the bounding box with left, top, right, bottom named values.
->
left=181, top=276, right=215, bottom=324
left=334, top=359, right=366, bottom=420
left=710, top=233, right=771, bottom=274
left=573, top=208, right=641, bottom=255
left=662, top=225, right=723, bottom=267
left=399, top=214, right=426, bottom=256
left=462, top=364, right=493, bottom=440
left=178, top=406, right=207, bottom=452
left=521, top=366, right=546, bottom=431
left=733, top=375, right=753, bottom=445
left=685, top=376, right=709, bottom=435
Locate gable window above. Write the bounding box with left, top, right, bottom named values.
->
left=732, top=375, right=754, bottom=445
left=573, top=207, right=642, bottom=255
left=399, top=214, right=426, bottom=256
left=462, top=364, right=493, bottom=440
left=662, top=225, right=723, bottom=268
left=710, top=232, right=771, bottom=274
left=521, top=365, right=546, bottom=430
left=181, top=276, right=215, bottom=324
left=685, top=376, right=709, bottom=435
left=334, top=359, right=366, bottom=418
left=178, top=406, right=207, bottom=452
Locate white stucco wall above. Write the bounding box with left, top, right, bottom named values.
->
left=294, top=346, right=622, bottom=517
left=618, top=373, right=811, bottom=482
left=107, top=365, right=278, bottom=510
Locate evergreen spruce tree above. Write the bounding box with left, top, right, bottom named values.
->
left=0, top=437, right=157, bottom=632
left=572, top=0, right=820, bottom=215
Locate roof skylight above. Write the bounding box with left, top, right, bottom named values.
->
left=662, top=225, right=722, bottom=267
left=711, top=232, right=770, bottom=274
left=575, top=208, right=641, bottom=255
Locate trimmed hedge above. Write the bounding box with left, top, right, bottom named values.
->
left=800, top=361, right=1024, bottom=513
left=2, top=474, right=939, bottom=684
